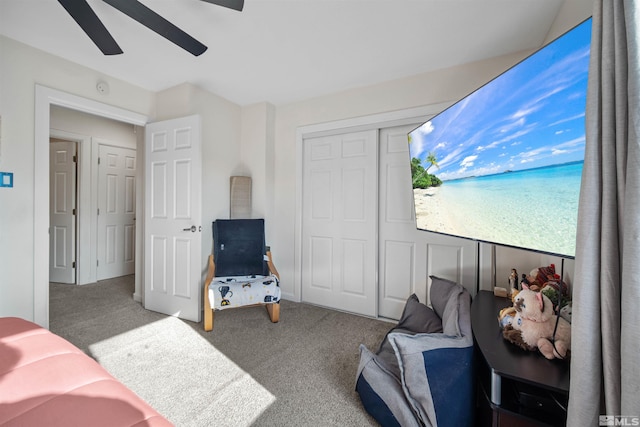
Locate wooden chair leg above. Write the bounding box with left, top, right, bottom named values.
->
left=204, top=287, right=214, bottom=331
left=204, top=308, right=214, bottom=331
left=266, top=302, right=280, bottom=323
left=203, top=254, right=216, bottom=332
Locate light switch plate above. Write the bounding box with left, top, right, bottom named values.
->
left=0, top=172, right=14, bottom=188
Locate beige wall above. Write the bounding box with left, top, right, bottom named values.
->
left=50, top=106, right=139, bottom=146
left=239, top=102, right=276, bottom=222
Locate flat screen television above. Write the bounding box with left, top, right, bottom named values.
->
left=408, top=18, right=592, bottom=258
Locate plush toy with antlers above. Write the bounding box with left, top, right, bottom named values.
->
left=502, top=285, right=571, bottom=360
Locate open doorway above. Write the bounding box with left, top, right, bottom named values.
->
left=49, top=106, right=138, bottom=286
left=35, top=86, right=149, bottom=329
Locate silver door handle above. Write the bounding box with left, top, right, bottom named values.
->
left=183, top=225, right=197, bottom=232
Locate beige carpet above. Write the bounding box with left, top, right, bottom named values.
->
left=50, top=276, right=392, bottom=426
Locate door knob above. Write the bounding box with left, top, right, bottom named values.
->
left=183, top=225, right=197, bottom=232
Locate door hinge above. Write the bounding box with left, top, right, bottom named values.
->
left=97, top=208, right=100, bottom=215
left=73, top=155, right=77, bottom=163
left=98, top=157, right=101, bottom=165
left=72, top=208, right=76, bottom=215
left=72, top=261, right=76, bottom=268
left=97, top=260, right=99, bottom=267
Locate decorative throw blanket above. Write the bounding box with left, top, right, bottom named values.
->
left=207, top=274, right=280, bottom=310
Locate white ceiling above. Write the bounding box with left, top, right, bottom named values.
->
left=0, top=0, right=569, bottom=106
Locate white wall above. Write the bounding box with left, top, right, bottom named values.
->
left=479, top=243, right=575, bottom=292
left=0, top=36, right=155, bottom=322
left=50, top=106, right=139, bottom=145
left=239, top=102, right=276, bottom=222
left=546, top=0, right=594, bottom=42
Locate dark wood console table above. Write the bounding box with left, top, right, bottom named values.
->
left=472, top=291, right=570, bottom=426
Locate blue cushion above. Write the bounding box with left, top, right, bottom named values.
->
left=213, top=219, right=269, bottom=276
left=355, top=345, right=420, bottom=427
left=388, top=333, right=474, bottom=427
left=423, top=346, right=474, bottom=427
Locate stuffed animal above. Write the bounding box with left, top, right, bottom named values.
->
left=502, top=285, right=571, bottom=360
left=497, top=288, right=520, bottom=328
left=528, top=264, right=569, bottom=298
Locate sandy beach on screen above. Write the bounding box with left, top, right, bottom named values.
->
left=413, top=187, right=464, bottom=235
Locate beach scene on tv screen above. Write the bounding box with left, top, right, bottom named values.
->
left=409, top=19, right=591, bottom=257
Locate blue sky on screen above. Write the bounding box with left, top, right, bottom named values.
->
left=409, top=18, right=592, bottom=181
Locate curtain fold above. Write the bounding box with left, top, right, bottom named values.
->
left=620, top=0, right=640, bottom=416
left=567, top=1, right=640, bottom=425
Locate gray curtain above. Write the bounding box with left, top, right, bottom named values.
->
left=567, top=1, right=640, bottom=425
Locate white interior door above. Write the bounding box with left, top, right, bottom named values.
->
left=301, top=130, right=378, bottom=317
left=144, top=115, right=202, bottom=322
left=378, top=125, right=422, bottom=319
left=49, top=140, right=76, bottom=284
left=97, top=145, right=136, bottom=280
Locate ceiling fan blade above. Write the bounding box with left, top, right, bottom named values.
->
left=102, top=0, right=208, bottom=56
left=200, top=0, right=244, bottom=12
left=57, top=0, right=123, bottom=55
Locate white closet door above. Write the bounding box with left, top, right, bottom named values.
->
left=378, top=125, right=479, bottom=318
left=49, top=140, right=77, bottom=284
left=378, top=125, right=421, bottom=319
left=301, top=130, right=378, bottom=317
left=97, top=144, right=137, bottom=280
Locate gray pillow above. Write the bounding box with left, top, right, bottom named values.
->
left=376, top=294, right=443, bottom=377
left=457, top=290, right=472, bottom=338
left=440, top=292, right=462, bottom=337
left=396, top=293, right=443, bottom=334
left=429, top=276, right=463, bottom=319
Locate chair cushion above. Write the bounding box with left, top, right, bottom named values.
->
left=208, top=275, right=280, bottom=310
left=355, top=345, right=420, bottom=427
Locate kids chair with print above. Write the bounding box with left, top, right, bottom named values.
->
left=203, top=219, right=280, bottom=331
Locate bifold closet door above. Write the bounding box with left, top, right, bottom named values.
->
left=377, top=125, right=423, bottom=319
left=301, top=130, right=378, bottom=317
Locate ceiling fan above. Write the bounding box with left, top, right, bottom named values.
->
left=57, top=0, right=244, bottom=56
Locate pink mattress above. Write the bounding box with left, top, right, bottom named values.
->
left=0, top=317, right=172, bottom=427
